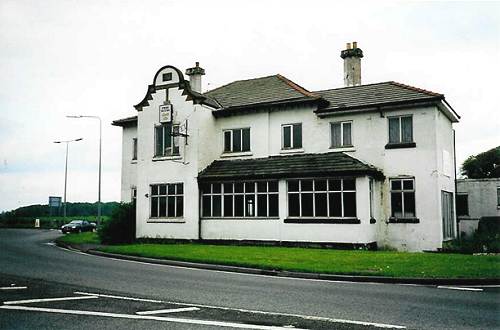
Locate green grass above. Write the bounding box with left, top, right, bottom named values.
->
left=57, top=232, right=101, bottom=245
left=96, top=242, right=500, bottom=279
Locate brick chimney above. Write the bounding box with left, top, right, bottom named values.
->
left=340, top=42, right=363, bottom=87
left=185, top=62, right=205, bottom=93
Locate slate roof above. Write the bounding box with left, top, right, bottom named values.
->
left=204, top=74, right=321, bottom=110
left=198, top=152, right=384, bottom=181
left=111, top=115, right=138, bottom=127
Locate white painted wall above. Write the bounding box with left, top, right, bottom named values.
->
left=120, top=124, right=137, bottom=202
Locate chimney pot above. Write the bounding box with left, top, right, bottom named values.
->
left=352, top=41, right=358, bottom=48
left=346, top=42, right=351, bottom=50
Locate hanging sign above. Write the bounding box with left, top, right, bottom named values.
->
left=159, top=104, right=173, bottom=123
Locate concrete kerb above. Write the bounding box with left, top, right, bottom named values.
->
left=55, top=241, right=500, bottom=286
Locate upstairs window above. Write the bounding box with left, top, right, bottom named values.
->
left=223, top=128, right=250, bottom=153
left=388, top=115, right=413, bottom=144
left=155, top=123, right=179, bottom=157
left=132, top=138, right=138, bottom=160
left=331, top=121, right=352, bottom=148
left=282, top=123, right=302, bottom=149
left=390, top=178, right=415, bottom=218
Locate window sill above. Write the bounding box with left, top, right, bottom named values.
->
left=284, top=218, right=360, bottom=224
left=280, top=148, right=304, bottom=155
left=131, top=159, right=137, bottom=164
left=202, top=217, right=280, bottom=221
left=147, top=218, right=185, bottom=223
left=387, top=217, right=420, bottom=224
left=220, top=151, right=253, bottom=158
left=328, top=146, right=355, bottom=152
left=152, top=155, right=182, bottom=161
left=385, top=142, right=416, bottom=149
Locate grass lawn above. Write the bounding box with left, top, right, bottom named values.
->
left=57, top=232, right=101, bottom=245
left=57, top=232, right=499, bottom=278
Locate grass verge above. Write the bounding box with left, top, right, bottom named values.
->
left=57, top=232, right=101, bottom=245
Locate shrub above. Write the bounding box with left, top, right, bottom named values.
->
left=98, top=203, right=136, bottom=244
left=443, top=230, right=500, bottom=254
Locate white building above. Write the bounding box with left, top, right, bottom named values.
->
left=113, top=43, right=460, bottom=251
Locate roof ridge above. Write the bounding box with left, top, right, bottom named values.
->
left=389, top=81, right=443, bottom=97
left=203, top=74, right=278, bottom=95
left=313, top=81, right=395, bottom=93
left=276, top=74, right=320, bottom=98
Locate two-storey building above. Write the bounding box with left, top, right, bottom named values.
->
left=113, top=43, right=460, bottom=251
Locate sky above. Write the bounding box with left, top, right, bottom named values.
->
left=0, top=0, right=499, bottom=212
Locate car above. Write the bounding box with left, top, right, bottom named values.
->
left=61, top=220, right=95, bottom=234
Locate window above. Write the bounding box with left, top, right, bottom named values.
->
left=287, top=178, right=356, bottom=219
left=456, top=194, right=468, bottom=216
left=388, top=115, right=413, bottom=144
left=497, top=187, right=500, bottom=207
left=131, top=187, right=137, bottom=203
left=369, top=178, right=374, bottom=219
left=201, top=181, right=278, bottom=218
left=155, top=123, right=179, bottom=157
left=331, top=121, right=352, bottom=148
left=150, top=183, right=183, bottom=218
left=223, top=128, right=250, bottom=153
left=390, top=178, right=415, bottom=218
left=162, top=72, right=172, bottom=82
left=132, top=138, right=138, bottom=160
left=282, top=123, right=302, bottom=149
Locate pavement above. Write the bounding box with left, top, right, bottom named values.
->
left=1, top=229, right=499, bottom=330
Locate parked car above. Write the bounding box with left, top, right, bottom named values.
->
left=61, top=220, right=95, bottom=234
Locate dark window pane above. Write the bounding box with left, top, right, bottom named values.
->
left=224, top=195, right=233, bottom=216
left=456, top=195, right=468, bottom=216
left=343, top=122, right=352, bottom=146
left=245, top=195, right=255, bottom=217
left=268, top=181, right=278, bottom=192
left=401, top=116, right=413, bottom=143
left=151, top=197, right=159, bottom=217
left=176, top=196, right=183, bottom=217
left=403, top=180, right=413, bottom=190
left=159, top=185, right=167, bottom=195
left=389, top=117, right=400, bottom=143
left=293, top=124, right=302, bottom=148
left=245, top=182, right=255, bottom=193
left=173, top=145, right=179, bottom=156
left=233, top=129, right=242, bottom=152
left=269, top=194, right=279, bottom=217
left=235, top=182, right=244, bottom=193
left=343, top=179, right=356, bottom=191
left=212, top=183, right=221, bottom=194
left=315, top=193, right=327, bottom=217
left=234, top=195, right=244, bottom=216
left=257, top=194, right=267, bottom=217
left=343, top=192, right=356, bottom=217
left=213, top=195, right=221, bottom=217
left=301, top=180, right=313, bottom=191
left=167, top=184, right=175, bottom=195
left=391, top=192, right=403, bottom=217
left=315, top=180, right=327, bottom=191
left=331, top=123, right=341, bottom=147
left=151, top=185, right=159, bottom=195
left=176, top=183, right=183, bottom=194
left=288, top=180, right=299, bottom=192
left=155, top=126, right=163, bottom=156
left=257, top=181, right=267, bottom=192
left=329, top=179, right=341, bottom=191
left=132, top=138, right=137, bottom=160
left=329, top=192, right=341, bottom=217
left=223, top=183, right=233, bottom=193
left=242, top=128, right=250, bottom=151
left=391, top=180, right=401, bottom=190
left=301, top=193, right=313, bottom=217
left=283, top=126, right=291, bottom=149
left=202, top=196, right=211, bottom=217
left=167, top=196, right=175, bottom=217
left=403, top=192, right=415, bottom=217
left=164, top=124, right=172, bottom=149
left=224, top=131, right=231, bottom=152
left=159, top=197, right=167, bottom=217
left=200, top=183, right=211, bottom=194
left=288, top=193, right=300, bottom=217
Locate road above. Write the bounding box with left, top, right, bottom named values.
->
left=0, top=229, right=498, bottom=329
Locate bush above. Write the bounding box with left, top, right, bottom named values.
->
left=98, top=203, right=136, bottom=244
left=443, top=230, right=500, bottom=254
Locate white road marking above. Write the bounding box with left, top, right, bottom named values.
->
left=44, top=242, right=55, bottom=246
left=0, top=305, right=308, bottom=330
left=437, top=286, right=483, bottom=292
left=3, top=295, right=98, bottom=305
left=75, top=291, right=406, bottom=329
left=136, top=307, right=200, bottom=315
left=0, top=286, right=27, bottom=290
left=460, top=285, right=500, bottom=288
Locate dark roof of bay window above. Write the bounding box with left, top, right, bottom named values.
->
left=198, top=152, right=384, bottom=181
left=111, top=115, right=138, bottom=127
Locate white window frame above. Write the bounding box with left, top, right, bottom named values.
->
left=223, top=128, right=251, bottom=153
left=388, top=115, right=413, bottom=144
left=150, top=183, right=183, bottom=218
left=389, top=178, right=416, bottom=218
left=281, top=123, right=302, bottom=150
left=154, top=123, right=179, bottom=157
left=330, top=121, right=353, bottom=148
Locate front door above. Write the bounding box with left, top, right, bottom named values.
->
left=441, top=191, right=455, bottom=241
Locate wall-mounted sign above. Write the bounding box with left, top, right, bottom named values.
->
left=49, top=196, right=62, bottom=207
left=159, top=104, right=173, bottom=123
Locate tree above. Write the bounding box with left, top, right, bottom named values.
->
left=461, top=146, right=500, bottom=179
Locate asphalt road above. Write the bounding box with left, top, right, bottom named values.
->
left=0, top=229, right=498, bottom=330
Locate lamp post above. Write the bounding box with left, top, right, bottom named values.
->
left=67, top=115, right=102, bottom=227
left=54, top=138, right=83, bottom=218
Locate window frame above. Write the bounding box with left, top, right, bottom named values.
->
left=389, top=177, right=416, bottom=219
left=387, top=115, right=413, bottom=145
left=132, top=138, right=138, bottom=160
left=150, top=183, right=184, bottom=219
left=222, top=128, right=251, bottom=153
left=330, top=121, right=353, bottom=149
left=281, top=123, right=302, bottom=150
left=154, top=123, right=180, bottom=157
left=131, top=187, right=137, bottom=203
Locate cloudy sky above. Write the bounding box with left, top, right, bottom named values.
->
left=0, top=0, right=499, bottom=212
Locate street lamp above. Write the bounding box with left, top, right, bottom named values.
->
left=54, top=138, right=83, bottom=218
left=67, top=115, right=102, bottom=227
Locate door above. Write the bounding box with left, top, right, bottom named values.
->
left=441, top=191, right=455, bottom=240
